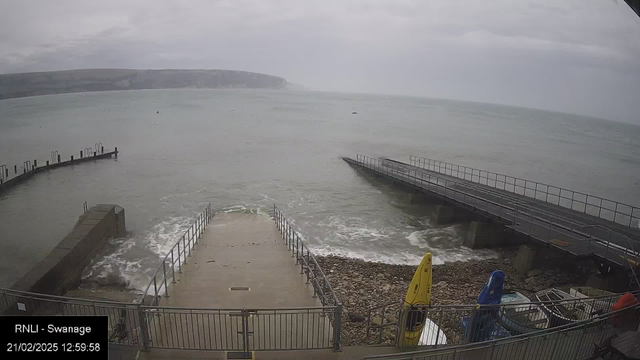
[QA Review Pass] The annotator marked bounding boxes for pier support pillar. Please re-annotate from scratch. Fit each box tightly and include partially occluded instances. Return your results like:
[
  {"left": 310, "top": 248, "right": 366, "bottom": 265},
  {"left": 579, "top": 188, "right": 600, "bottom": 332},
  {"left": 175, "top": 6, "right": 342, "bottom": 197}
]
[
  {"left": 513, "top": 245, "right": 537, "bottom": 274},
  {"left": 431, "top": 205, "right": 455, "bottom": 224},
  {"left": 465, "top": 221, "right": 505, "bottom": 249}
]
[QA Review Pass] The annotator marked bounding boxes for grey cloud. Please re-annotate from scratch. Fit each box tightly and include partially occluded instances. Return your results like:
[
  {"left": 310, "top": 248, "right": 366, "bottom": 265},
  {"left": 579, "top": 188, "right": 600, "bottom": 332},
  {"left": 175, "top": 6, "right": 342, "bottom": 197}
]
[{"left": 0, "top": 0, "right": 639, "bottom": 123}]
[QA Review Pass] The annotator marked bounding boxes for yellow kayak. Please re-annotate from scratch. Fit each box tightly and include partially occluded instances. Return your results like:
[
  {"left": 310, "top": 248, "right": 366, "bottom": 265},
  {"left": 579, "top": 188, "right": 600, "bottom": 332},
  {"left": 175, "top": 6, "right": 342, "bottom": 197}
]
[{"left": 402, "top": 252, "right": 433, "bottom": 347}]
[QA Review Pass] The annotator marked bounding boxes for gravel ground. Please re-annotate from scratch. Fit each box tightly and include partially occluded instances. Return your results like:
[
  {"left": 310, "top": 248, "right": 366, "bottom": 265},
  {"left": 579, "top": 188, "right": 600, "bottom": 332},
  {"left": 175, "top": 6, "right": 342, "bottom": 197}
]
[{"left": 316, "top": 247, "right": 590, "bottom": 346}]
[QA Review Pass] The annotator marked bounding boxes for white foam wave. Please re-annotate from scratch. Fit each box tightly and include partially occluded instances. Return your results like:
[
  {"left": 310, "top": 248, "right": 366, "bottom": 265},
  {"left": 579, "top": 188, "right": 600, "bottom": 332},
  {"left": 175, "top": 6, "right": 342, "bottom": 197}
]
[{"left": 83, "top": 215, "right": 194, "bottom": 292}]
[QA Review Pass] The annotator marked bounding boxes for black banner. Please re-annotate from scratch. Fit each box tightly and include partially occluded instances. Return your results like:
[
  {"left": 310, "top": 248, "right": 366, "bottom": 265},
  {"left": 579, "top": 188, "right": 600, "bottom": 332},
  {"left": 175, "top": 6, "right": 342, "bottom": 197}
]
[{"left": 1, "top": 316, "right": 108, "bottom": 359}]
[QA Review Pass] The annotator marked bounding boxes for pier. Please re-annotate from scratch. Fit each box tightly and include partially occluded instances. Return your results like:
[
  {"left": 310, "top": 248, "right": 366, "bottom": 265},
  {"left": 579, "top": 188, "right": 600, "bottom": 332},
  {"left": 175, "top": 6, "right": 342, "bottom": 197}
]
[
  {"left": 0, "top": 144, "right": 118, "bottom": 194},
  {"left": 342, "top": 155, "right": 640, "bottom": 281}
]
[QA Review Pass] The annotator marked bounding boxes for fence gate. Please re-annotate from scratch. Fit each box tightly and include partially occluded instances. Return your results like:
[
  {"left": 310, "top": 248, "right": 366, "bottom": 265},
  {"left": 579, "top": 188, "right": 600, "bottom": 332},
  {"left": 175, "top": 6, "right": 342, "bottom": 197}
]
[{"left": 143, "top": 307, "right": 335, "bottom": 355}]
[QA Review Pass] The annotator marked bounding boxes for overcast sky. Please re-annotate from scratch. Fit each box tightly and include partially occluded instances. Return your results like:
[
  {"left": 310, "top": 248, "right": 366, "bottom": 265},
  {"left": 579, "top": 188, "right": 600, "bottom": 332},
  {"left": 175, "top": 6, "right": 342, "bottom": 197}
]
[{"left": 1, "top": 0, "right": 639, "bottom": 124}]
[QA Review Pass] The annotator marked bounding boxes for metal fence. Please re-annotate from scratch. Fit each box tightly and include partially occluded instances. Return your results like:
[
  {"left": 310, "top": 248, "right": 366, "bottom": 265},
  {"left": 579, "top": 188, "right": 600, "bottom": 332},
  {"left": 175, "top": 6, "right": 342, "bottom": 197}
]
[
  {"left": 272, "top": 204, "right": 343, "bottom": 350},
  {"left": 141, "top": 204, "right": 213, "bottom": 306},
  {"left": 142, "top": 306, "right": 336, "bottom": 351},
  {"left": 353, "top": 155, "right": 639, "bottom": 270},
  {"left": 409, "top": 155, "right": 640, "bottom": 229},
  {"left": 0, "top": 287, "right": 144, "bottom": 346},
  {"left": 363, "top": 302, "right": 640, "bottom": 360},
  {"left": 367, "top": 291, "right": 638, "bottom": 348}
]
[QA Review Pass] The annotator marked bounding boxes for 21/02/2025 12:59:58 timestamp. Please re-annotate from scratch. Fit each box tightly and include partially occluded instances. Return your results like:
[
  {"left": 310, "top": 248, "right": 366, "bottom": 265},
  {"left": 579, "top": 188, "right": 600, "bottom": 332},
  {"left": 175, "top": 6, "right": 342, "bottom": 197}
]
[{"left": 6, "top": 342, "right": 101, "bottom": 352}]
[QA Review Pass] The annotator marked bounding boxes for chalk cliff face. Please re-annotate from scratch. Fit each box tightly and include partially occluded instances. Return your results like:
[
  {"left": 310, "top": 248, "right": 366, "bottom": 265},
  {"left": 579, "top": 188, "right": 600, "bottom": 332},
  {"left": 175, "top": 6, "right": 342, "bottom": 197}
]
[{"left": 0, "top": 69, "right": 290, "bottom": 100}]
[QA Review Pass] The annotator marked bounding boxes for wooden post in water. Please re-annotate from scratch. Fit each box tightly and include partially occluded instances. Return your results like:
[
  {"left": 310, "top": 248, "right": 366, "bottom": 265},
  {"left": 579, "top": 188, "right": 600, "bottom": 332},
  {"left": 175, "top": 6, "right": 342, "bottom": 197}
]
[
  {"left": 71, "top": 155, "right": 74, "bottom": 161},
  {"left": 80, "top": 150, "right": 83, "bottom": 158}
]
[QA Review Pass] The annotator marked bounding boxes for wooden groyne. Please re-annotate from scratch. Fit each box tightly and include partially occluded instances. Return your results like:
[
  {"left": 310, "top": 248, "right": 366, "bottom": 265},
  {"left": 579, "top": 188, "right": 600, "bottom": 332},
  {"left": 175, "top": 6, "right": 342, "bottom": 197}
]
[{"left": 0, "top": 144, "right": 118, "bottom": 194}]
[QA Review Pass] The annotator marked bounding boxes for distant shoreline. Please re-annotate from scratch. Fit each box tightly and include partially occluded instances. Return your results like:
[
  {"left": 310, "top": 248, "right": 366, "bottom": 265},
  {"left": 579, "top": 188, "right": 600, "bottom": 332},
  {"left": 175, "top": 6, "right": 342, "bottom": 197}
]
[{"left": 0, "top": 68, "right": 298, "bottom": 100}]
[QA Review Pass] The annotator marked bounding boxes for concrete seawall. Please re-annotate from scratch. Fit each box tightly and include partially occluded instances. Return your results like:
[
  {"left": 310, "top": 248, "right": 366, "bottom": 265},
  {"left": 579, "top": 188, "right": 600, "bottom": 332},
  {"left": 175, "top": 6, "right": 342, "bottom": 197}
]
[{"left": 10, "top": 204, "right": 126, "bottom": 297}]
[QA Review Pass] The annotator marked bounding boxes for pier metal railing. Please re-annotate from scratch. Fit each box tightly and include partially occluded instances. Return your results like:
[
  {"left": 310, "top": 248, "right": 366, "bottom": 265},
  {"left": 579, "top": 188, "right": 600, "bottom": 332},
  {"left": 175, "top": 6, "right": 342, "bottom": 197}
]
[
  {"left": 366, "top": 291, "right": 640, "bottom": 348},
  {"left": 363, "top": 302, "right": 640, "bottom": 360},
  {"left": 141, "top": 204, "right": 213, "bottom": 306},
  {"left": 408, "top": 155, "right": 640, "bottom": 229},
  {"left": 353, "top": 155, "right": 639, "bottom": 269},
  {"left": 0, "top": 287, "right": 145, "bottom": 346},
  {"left": 272, "top": 204, "right": 343, "bottom": 350}
]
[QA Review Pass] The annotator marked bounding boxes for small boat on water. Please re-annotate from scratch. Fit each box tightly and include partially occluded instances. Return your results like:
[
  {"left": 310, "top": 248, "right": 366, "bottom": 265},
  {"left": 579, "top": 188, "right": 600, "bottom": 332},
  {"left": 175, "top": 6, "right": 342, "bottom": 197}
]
[{"left": 498, "top": 290, "right": 549, "bottom": 334}]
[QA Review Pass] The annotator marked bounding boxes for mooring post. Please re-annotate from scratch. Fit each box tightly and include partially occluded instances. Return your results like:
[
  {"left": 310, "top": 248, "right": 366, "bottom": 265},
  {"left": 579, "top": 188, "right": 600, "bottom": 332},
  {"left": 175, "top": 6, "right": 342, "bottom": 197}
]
[
  {"left": 80, "top": 150, "right": 83, "bottom": 158},
  {"left": 57, "top": 154, "right": 61, "bottom": 163},
  {"left": 14, "top": 165, "right": 17, "bottom": 174},
  {"left": 94, "top": 151, "right": 96, "bottom": 157},
  {"left": 33, "top": 160, "right": 37, "bottom": 168},
  {"left": 71, "top": 155, "right": 74, "bottom": 161},
  {"left": 115, "top": 147, "right": 118, "bottom": 158},
  {"left": 101, "top": 146, "right": 104, "bottom": 154},
  {"left": 46, "top": 161, "right": 49, "bottom": 166}
]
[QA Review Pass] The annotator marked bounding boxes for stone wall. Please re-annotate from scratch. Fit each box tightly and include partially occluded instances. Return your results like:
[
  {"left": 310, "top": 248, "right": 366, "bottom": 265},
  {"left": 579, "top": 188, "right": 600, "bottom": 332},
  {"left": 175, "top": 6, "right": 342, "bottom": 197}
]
[{"left": 10, "top": 204, "right": 126, "bottom": 296}]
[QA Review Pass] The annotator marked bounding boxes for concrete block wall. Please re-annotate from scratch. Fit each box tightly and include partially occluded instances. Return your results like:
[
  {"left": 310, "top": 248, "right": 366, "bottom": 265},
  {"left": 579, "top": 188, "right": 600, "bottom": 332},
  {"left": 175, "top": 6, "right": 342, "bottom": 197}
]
[{"left": 10, "top": 204, "right": 126, "bottom": 297}]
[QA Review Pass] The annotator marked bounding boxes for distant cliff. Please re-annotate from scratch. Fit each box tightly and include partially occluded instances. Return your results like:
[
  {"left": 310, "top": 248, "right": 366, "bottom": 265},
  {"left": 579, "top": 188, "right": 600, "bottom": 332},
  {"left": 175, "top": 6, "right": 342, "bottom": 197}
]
[{"left": 0, "top": 69, "right": 292, "bottom": 100}]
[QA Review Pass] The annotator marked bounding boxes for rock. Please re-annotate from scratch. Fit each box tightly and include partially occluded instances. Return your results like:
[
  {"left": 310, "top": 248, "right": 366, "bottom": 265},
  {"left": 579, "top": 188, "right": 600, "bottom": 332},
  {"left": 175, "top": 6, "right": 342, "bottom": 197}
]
[
  {"left": 352, "top": 111, "right": 358, "bottom": 114},
  {"left": 348, "top": 314, "right": 366, "bottom": 322},
  {"left": 385, "top": 314, "right": 398, "bottom": 323},
  {"left": 435, "top": 281, "right": 448, "bottom": 287},
  {"left": 370, "top": 316, "right": 382, "bottom": 326},
  {"left": 525, "top": 276, "right": 536, "bottom": 285},
  {"left": 544, "top": 270, "right": 555, "bottom": 276},
  {"left": 377, "top": 273, "right": 385, "bottom": 279},
  {"left": 527, "top": 269, "right": 542, "bottom": 277},
  {"left": 382, "top": 284, "right": 391, "bottom": 291}
]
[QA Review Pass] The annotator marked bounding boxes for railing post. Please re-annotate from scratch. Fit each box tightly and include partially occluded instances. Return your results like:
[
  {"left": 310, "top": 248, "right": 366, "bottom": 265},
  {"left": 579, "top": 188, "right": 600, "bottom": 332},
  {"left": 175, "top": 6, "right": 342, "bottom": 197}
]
[
  {"left": 177, "top": 242, "right": 182, "bottom": 273},
  {"left": 153, "top": 276, "right": 158, "bottom": 305},
  {"left": 333, "top": 304, "right": 342, "bottom": 351},
  {"left": 171, "top": 250, "right": 176, "bottom": 283},
  {"left": 182, "top": 236, "right": 187, "bottom": 264},
  {"left": 163, "top": 261, "right": 169, "bottom": 297},
  {"left": 137, "top": 305, "right": 150, "bottom": 350}
]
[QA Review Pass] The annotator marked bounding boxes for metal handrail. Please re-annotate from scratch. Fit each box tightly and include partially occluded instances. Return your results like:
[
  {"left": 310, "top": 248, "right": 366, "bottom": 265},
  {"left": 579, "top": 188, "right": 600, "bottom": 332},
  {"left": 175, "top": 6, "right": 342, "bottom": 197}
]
[
  {"left": 354, "top": 155, "right": 639, "bottom": 268},
  {"left": 365, "top": 290, "right": 640, "bottom": 346},
  {"left": 140, "top": 204, "right": 213, "bottom": 305},
  {"left": 364, "top": 302, "right": 640, "bottom": 360},
  {"left": 272, "top": 204, "right": 343, "bottom": 350},
  {"left": 409, "top": 155, "right": 640, "bottom": 229},
  {"left": 272, "top": 205, "right": 340, "bottom": 307}
]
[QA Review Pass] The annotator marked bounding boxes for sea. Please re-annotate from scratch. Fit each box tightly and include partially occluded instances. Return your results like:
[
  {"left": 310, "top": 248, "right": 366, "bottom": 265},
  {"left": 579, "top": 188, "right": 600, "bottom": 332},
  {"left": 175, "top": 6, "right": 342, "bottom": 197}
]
[{"left": 1, "top": 89, "right": 639, "bottom": 290}]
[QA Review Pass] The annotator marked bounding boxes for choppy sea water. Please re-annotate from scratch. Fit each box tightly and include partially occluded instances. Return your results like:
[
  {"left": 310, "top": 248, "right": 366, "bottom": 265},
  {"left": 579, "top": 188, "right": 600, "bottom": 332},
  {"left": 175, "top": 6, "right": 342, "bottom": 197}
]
[{"left": 1, "top": 89, "right": 639, "bottom": 290}]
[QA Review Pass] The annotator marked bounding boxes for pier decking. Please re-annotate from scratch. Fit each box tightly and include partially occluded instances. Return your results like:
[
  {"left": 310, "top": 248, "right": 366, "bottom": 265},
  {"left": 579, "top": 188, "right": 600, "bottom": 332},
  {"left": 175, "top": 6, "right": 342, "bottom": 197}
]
[{"left": 343, "top": 155, "right": 640, "bottom": 272}]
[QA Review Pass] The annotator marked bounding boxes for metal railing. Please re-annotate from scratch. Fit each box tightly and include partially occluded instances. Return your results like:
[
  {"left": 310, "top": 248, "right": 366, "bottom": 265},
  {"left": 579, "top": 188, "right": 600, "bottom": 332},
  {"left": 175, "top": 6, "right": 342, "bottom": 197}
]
[
  {"left": 364, "top": 302, "right": 640, "bottom": 360},
  {"left": 141, "top": 204, "right": 213, "bottom": 306},
  {"left": 409, "top": 155, "right": 640, "bottom": 229},
  {"left": 367, "top": 291, "right": 637, "bottom": 348},
  {"left": 0, "top": 287, "right": 144, "bottom": 346},
  {"left": 353, "top": 155, "right": 639, "bottom": 268},
  {"left": 142, "top": 305, "right": 336, "bottom": 351},
  {"left": 0, "top": 144, "right": 114, "bottom": 186},
  {"left": 272, "top": 204, "right": 343, "bottom": 350}
]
